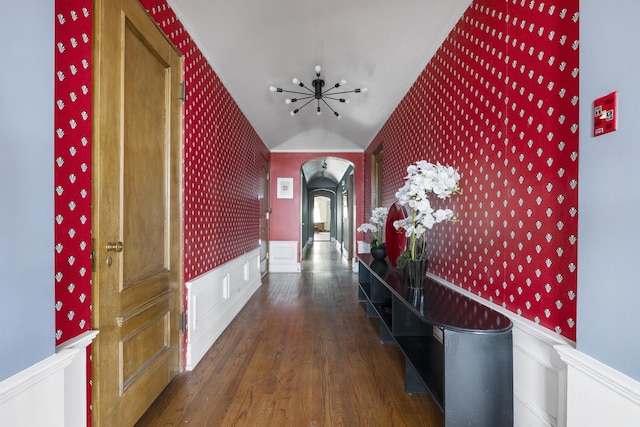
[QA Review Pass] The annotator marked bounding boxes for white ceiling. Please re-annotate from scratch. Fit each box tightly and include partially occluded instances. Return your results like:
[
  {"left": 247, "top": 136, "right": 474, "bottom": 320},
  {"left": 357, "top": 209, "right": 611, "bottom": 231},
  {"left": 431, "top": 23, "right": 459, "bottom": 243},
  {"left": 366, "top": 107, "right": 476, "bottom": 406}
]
[{"left": 166, "top": 0, "right": 471, "bottom": 153}]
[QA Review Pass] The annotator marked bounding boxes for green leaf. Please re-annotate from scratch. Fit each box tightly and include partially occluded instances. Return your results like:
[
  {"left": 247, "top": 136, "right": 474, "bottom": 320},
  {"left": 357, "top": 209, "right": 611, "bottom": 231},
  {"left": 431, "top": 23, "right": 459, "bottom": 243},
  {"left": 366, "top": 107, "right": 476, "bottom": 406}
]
[{"left": 396, "top": 251, "right": 411, "bottom": 269}]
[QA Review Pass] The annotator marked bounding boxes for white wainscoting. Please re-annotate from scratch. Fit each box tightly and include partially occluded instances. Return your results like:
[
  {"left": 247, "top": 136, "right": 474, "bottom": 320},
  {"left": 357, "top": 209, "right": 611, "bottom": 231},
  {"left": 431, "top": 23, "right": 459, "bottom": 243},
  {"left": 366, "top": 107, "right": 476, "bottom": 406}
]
[
  {"left": 0, "top": 331, "right": 96, "bottom": 426},
  {"left": 57, "top": 330, "right": 99, "bottom": 427},
  {"left": 269, "top": 241, "right": 300, "bottom": 272},
  {"left": 427, "top": 273, "right": 572, "bottom": 427},
  {"left": 556, "top": 346, "right": 640, "bottom": 427},
  {"left": 510, "top": 315, "right": 569, "bottom": 427},
  {"left": 185, "top": 248, "right": 262, "bottom": 370},
  {"left": 0, "top": 353, "right": 71, "bottom": 426},
  {"left": 0, "top": 330, "right": 97, "bottom": 427}
]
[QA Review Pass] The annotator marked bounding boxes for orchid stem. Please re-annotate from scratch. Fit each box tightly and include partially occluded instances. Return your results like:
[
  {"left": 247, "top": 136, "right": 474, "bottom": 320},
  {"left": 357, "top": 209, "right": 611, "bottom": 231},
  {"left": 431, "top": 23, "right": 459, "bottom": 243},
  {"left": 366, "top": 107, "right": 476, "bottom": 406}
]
[{"left": 410, "top": 211, "right": 417, "bottom": 259}]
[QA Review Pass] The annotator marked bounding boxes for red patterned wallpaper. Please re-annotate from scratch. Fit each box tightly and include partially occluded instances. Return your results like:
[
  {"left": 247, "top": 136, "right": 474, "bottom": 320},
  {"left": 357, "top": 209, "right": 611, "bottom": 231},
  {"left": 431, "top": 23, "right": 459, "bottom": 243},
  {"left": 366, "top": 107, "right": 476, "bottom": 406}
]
[
  {"left": 54, "top": 0, "right": 92, "bottom": 349},
  {"left": 140, "top": 0, "right": 270, "bottom": 284},
  {"left": 54, "top": 1, "right": 93, "bottom": 424},
  {"left": 365, "top": 0, "right": 579, "bottom": 341}
]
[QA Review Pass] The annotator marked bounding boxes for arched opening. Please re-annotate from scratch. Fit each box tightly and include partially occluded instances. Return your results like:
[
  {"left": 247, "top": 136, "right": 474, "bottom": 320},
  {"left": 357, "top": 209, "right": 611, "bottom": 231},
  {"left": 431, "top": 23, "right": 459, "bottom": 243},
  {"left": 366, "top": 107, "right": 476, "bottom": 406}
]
[
  {"left": 312, "top": 193, "right": 332, "bottom": 241},
  {"left": 300, "top": 157, "right": 355, "bottom": 266}
]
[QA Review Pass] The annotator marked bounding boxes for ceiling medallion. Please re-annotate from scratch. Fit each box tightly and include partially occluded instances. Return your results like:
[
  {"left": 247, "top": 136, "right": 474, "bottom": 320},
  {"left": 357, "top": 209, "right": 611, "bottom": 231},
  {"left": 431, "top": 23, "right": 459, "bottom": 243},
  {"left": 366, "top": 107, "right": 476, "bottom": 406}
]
[{"left": 269, "top": 65, "right": 367, "bottom": 119}]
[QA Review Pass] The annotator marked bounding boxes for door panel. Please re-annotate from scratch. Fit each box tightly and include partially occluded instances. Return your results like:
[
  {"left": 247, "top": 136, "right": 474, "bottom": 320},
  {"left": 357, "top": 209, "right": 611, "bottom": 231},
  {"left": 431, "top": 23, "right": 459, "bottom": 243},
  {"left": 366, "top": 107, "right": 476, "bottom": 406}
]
[
  {"left": 123, "top": 22, "right": 169, "bottom": 285},
  {"left": 93, "top": 0, "right": 183, "bottom": 425}
]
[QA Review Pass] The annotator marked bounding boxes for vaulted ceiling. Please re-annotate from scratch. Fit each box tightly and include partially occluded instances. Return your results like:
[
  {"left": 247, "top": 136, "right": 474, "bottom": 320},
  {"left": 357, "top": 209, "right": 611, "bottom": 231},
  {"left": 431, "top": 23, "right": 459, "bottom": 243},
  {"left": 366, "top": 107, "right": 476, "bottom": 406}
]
[{"left": 166, "top": 0, "right": 472, "bottom": 154}]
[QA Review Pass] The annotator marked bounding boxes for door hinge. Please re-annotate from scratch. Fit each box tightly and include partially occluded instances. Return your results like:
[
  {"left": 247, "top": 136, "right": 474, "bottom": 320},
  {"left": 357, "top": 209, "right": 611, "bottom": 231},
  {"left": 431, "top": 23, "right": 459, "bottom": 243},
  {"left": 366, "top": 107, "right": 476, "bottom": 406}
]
[
  {"left": 178, "top": 82, "right": 185, "bottom": 101},
  {"left": 180, "top": 312, "right": 187, "bottom": 332},
  {"left": 266, "top": 252, "right": 269, "bottom": 260},
  {"left": 266, "top": 172, "right": 270, "bottom": 180}
]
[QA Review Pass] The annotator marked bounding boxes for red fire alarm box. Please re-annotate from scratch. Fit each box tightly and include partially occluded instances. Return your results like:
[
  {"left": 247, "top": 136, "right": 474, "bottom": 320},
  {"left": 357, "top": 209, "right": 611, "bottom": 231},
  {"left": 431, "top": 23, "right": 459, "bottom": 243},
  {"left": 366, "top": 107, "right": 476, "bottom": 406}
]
[{"left": 594, "top": 91, "right": 618, "bottom": 137}]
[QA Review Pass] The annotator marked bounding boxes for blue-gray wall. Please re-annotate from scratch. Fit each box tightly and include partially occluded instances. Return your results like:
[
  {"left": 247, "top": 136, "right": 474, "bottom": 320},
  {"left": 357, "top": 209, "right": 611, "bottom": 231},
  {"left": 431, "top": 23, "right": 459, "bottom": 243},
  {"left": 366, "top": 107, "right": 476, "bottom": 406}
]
[
  {"left": 578, "top": 1, "right": 640, "bottom": 381},
  {"left": 0, "top": 0, "right": 55, "bottom": 381}
]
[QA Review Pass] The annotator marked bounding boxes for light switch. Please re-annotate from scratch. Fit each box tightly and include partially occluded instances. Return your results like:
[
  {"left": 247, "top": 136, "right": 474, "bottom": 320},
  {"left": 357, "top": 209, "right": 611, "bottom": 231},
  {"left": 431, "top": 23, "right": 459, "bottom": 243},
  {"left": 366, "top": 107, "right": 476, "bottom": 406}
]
[{"left": 594, "top": 91, "right": 618, "bottom": 136}]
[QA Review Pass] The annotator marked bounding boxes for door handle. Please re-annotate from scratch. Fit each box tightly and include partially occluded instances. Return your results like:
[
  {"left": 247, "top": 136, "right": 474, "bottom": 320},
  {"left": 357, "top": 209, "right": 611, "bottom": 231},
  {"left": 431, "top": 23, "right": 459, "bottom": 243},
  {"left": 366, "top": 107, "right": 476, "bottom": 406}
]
[{"left": 106, "top": 241, "right": 124, "bottom": 252}]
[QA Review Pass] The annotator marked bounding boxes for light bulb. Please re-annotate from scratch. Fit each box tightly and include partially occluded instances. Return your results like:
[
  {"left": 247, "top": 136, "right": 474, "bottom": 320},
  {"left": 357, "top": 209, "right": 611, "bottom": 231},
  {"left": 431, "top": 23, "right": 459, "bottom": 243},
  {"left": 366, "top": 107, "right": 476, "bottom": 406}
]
[
  {"left": 345, "top": 99, "right": 350, "bottom": 104},
  {"left": 361, "top": 87, "right": 368, "bottom": 93},
  {"left": 290, "top": 110, "right": 297, "bottom": 116},
  {"left": 292, "top": 77, "right": 300, "bottom": 85},
  {"left": 340, "top": 79, "right": 347, "bottom": 86},
  {"left": 335, "top": 112, "right": 341, "bottom": 119},
  {"left": 315, "top": 65, "right": 322, "bottom": 74},
  {"left": 285, "top": 99, "right": 291, "bottom": 104},
  {"left": 269, "top": 85, "right": 277, "bottom": 92}
]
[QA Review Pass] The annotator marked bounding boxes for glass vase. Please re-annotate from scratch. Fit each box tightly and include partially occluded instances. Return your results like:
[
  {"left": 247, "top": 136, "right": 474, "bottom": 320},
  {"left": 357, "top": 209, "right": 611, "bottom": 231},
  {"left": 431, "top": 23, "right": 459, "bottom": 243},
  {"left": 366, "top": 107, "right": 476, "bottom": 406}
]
[{"left": 405, "top": 258, "right": 428, "bottom": 289}]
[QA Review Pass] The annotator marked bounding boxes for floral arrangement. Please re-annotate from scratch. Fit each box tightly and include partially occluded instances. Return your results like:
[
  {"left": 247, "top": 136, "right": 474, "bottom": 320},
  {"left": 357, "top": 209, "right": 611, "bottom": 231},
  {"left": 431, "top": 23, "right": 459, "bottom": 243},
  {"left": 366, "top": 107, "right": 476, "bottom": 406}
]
[
  {"left": 393, "top": 161, "right": 461, "bottom": 267},
  {"left": 357, "top": 206, "right": 389, "bottom": 248}
]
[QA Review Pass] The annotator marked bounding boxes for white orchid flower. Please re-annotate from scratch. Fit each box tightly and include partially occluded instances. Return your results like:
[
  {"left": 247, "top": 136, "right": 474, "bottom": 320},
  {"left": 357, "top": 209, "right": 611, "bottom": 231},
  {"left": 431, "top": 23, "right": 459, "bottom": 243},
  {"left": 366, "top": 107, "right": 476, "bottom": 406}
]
[{"left": 392, "top": 160, "right": 461, "bottom": 260}]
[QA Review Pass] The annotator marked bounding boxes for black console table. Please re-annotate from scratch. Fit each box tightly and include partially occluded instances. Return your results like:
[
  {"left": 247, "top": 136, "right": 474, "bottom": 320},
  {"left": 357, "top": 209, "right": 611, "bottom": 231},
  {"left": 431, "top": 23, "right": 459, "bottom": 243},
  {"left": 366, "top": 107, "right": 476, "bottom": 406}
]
[{"left": 357, "top": 255, "right": 513, "bottom": 427}]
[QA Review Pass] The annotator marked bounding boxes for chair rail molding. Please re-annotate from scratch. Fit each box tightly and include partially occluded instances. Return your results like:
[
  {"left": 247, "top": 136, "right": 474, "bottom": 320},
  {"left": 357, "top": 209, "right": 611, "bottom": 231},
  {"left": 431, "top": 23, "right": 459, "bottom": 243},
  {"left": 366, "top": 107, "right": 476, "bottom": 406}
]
[
  {"left": 556, "top": 345, "right": 640, "bottom": 427},
  {"left": 0, "top": 329, "right": 98, "bottom": 426}
]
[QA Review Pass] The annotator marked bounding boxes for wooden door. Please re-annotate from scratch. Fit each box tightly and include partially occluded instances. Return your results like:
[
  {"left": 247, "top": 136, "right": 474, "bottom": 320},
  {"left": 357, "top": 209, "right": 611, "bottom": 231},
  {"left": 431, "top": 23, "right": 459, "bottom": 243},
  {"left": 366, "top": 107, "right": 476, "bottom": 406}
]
[
  {"left": 259, "top": 155, "right": 270, "bottom": 277},
  {"left": 92, "top": 0, "right": 183, "bottom": 425}
]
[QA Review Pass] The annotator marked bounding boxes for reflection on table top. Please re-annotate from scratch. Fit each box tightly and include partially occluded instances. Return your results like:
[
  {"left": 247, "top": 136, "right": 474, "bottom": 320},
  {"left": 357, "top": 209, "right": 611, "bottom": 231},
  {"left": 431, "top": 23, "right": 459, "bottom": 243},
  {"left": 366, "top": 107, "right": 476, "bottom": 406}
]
[{"left": 358, "top": 254, "right": 512, "bottom": 333}]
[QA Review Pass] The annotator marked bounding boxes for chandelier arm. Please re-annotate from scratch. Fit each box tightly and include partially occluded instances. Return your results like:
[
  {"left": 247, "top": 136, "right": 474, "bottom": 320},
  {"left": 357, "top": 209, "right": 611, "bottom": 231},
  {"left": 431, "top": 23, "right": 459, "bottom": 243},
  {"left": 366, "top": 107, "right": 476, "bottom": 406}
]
[
  {"left": 323, "top": 89, "right": 362, "bottom": 96},
  {"left": 296, "top": 98, "right": 315, "bottom": 112},
  {"left": 322, "top": 84, "right": 344, "bottom": 94},
  {"left": 322, "top": 95, "right": 347, "bottom": 102},
  {"left": 320, "top": 98, "right": 340, "bottom": 116},
  {"left": 278, "top": 88, "right": 314, "bottom": 96},
  {"left": 297, "top": 83, "right": 315, "bottom": 94},
  {"left": 289, "top": 95, "right": 315, "bottom": 102}
]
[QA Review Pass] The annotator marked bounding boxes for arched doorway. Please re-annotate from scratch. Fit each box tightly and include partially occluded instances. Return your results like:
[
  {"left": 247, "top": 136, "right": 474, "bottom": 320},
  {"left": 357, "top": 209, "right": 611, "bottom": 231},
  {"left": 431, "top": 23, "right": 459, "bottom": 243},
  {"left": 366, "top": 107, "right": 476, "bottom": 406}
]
[
  {"left": 312, "top": 193, "right": 333, "bottom": 241},
  {"left": 300, "top": 157, "right": 355, "bottom": 264}
]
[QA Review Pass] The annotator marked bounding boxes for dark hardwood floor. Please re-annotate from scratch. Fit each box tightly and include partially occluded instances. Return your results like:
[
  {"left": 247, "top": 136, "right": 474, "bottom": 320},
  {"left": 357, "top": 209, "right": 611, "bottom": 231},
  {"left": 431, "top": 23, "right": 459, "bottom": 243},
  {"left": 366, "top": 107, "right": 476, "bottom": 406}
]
[{"left": 136, "top": 240, "right": 443, "bottom": 426}]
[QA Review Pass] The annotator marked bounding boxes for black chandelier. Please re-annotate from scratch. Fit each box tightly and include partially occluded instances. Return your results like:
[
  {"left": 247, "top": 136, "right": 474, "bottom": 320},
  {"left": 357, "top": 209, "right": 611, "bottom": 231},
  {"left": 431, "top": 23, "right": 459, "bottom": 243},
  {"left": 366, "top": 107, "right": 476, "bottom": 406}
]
[{"left": 269, "top": 65, "right": 367, "bottom": 119}]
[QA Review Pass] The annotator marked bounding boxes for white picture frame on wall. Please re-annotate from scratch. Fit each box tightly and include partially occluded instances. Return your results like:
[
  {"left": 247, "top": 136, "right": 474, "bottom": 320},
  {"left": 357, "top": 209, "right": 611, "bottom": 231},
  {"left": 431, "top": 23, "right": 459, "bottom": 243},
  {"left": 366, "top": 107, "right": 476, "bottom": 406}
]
[{"left": 277, "top": 177, "right": 294, "bottom": 199}]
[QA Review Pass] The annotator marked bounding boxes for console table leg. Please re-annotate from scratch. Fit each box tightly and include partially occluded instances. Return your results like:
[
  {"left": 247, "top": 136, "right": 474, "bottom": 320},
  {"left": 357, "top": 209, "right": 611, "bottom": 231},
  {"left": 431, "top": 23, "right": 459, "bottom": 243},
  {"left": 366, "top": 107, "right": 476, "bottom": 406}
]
[
  {"left": 357, "top": 286, "right": 367, "bottom": 302},
  {"left": 379, "top": 322, "right": 394, "bottom": 344},
  {"left": 405, "top": 360, "right": 427, "bottom": 394}
]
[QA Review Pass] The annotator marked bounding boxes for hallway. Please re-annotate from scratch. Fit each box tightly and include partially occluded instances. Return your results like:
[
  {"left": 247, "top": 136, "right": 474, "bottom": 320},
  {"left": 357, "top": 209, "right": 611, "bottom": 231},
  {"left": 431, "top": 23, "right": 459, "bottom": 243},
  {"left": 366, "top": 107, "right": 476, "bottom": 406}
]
[{"left": 136, "top": 242, "right": 443, "bottom": 426}]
